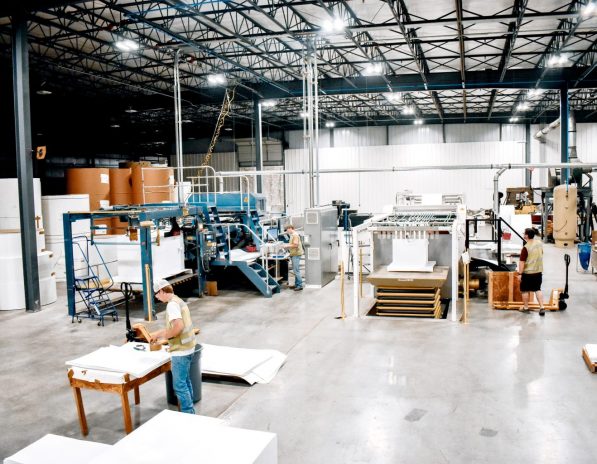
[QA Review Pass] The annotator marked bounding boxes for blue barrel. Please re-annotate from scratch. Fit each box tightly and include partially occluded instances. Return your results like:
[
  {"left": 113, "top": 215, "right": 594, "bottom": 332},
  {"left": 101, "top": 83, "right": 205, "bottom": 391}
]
[{"left": 578, "top": 242, "right": 592, "bottom": 271}]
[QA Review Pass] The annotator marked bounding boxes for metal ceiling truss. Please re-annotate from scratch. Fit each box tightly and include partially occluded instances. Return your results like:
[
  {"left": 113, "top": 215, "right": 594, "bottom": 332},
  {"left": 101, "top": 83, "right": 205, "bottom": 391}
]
[{"left": 1, "top": 0, "right": 597, "bottom": 130}]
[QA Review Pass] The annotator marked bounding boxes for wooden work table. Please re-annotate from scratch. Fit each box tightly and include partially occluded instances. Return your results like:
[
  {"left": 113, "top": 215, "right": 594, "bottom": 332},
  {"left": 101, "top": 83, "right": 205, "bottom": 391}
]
[{"left": 66, "top": 343, "right": 171, "bottom": 436}]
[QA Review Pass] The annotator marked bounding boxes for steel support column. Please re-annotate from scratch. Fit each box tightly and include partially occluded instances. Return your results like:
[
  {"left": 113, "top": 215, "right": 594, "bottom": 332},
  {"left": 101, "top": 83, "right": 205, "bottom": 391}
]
[
  {"left": 12, "top": 12, "right": 41, "bottom": 312},
  {"left": 254, "top": 97, "right": 263, "bottom": 194},
  {"left": 525, "top": 123, "right": 531, "bottom": 187},
  {"left": 560, "top": 85, "right": 569, "bottom": 183}
]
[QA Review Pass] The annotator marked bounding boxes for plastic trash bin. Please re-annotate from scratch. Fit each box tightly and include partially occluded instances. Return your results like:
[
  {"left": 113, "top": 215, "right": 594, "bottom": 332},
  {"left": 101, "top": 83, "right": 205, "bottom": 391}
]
[
  {"left": 165, "top": 344, "right": 202, "bottom": 405},
  {"left": 578, "top": 242, "right": 592, "bottom": 271}
]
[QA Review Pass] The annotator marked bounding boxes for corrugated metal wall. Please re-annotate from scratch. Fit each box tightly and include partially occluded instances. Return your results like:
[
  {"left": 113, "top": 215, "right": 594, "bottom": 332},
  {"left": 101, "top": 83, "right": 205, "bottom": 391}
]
[
  {"left": 284, "top": 141, "right": 525, "bottom": 213},
  {"left": 286, "top": 123, "right": 529, "bottom": 149}
]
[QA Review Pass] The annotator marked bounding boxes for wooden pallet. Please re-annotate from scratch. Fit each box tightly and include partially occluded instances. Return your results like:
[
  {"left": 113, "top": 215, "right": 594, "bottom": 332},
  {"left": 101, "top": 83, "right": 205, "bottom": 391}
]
[
  {"left": 488, "top": 271, "right": 562, "bottom": 311},
  {"left": 374, "top": 287, "right": 442, "bottom": 318}
]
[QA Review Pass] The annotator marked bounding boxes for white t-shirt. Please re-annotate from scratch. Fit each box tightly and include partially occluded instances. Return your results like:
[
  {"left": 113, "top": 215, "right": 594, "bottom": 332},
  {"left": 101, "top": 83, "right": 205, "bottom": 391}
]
[{"left": 166, "top": 300, "right": 195, "bottom": 357}]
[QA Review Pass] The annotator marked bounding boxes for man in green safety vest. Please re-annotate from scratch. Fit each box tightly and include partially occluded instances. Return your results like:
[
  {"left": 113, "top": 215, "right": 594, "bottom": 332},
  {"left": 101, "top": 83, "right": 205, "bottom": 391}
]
[
  {"left": 517, "top": 228, "right": 545, "bottom": 316},
  {"left": 150, "top": 279, "right": 197, "bottom": 413}
]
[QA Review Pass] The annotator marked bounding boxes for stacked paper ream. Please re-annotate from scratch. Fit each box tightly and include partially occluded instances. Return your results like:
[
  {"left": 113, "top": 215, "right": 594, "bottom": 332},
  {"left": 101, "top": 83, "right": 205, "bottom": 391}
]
[
  {"left": 0, "top": 232, "right": 57, "bottom": 310},
  {"left": 0, "top": 178, "right": 44, "bottom": 230}
]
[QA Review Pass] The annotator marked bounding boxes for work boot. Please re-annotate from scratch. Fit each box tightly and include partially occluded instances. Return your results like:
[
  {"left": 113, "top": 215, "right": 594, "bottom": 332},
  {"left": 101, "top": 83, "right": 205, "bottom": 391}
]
[
  {"left": 539, "top": 307, "right": 545, "bottom": 316},
  {"left": 518, "top": 307, "right": 530, "bottom": 313}
]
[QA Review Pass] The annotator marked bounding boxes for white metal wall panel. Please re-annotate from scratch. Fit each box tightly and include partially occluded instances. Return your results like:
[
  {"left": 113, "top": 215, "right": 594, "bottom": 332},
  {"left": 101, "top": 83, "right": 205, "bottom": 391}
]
[
  {"left": 501, "top": 124, "right": 526, "bottom": 142},
  {"left": 332, "top": 126, "right": 387, "bottom": 147},
  {"left": 445, "top": 123, "right": 499, "bottom": 143},
  {"left": 285, "top": 129, "right": 331, "bottom": 149},
  {"left": 285, "top": 141, "right": 524, "bottom": 213},
  {"left": 388, "top": 125, "right": 443, "bottom": 145}
]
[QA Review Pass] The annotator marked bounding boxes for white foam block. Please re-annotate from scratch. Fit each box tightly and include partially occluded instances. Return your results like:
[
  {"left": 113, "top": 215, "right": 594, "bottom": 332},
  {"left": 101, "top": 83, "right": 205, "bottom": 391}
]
[
  {"left": 88, "top": 410, "right": 277, "bottom": 464},
  {"left": 4, "top": 434, "right": 110, "bottom": 464}
]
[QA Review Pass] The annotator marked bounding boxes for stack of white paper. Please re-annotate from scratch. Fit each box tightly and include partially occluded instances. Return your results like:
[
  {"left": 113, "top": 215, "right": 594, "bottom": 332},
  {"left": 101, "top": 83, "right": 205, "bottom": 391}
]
[
  {"left": 4, "top": 434, "right": 110, "bottom": 464},
  {"left": 202, "top": 344, "right": 286, "bottom": 385}
]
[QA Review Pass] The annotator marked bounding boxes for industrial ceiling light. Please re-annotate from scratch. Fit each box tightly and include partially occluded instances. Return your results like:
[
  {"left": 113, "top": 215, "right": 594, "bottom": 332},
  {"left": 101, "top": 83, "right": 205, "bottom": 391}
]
[
  {"left": 124, "top": 106, "right": 138, "bottom": 113},
  {"left": 36, "top": 89, "right": 52, "bottom": 95},
  {"left": 207, "top": 73, "right": 227, "bottom": 86},
  {"left": 321, "top": 17, "right": 346, "bottom": 34},
  {"left": 582, "top": 2, "right": 596, "bottom": 18},
  {"left": 363, "top": 62, "right": 384, "bottom": 76},
  {"left": 509, "top": 117, "right": 519, "bottom": 122},
  {"left": 261, "top": 99, "right": 277, "bottom": 108},
  {"left": 402, "top": 106, "right": 414, "bottom": 115},
  {"left": 516, "top": 103, "right": 529, "bottom": 112},
  {"left": 547, "top": 53, "right": 570, "bottom": 68},
  {"left": 384, "top": 92, "right": 403, "bottom": 104},
  {"left": 110, "top": 124, "right": 120, "bottom": 128},
  {"left": 414, "top": 119, "right": 423, "bottom": 125},
  {"left": 182, "top": 119, "right": 193, "bottom": 123},
  {"left": 224, "top": 127, "right": 232, "bottom": 131},
  {"left": 325, "top": 121, "right": 336, "bottom": 128},
  {"left": 114, "top": 39, "right": 139, "bottom": 52},
  {"left": 527, "top": 89, "right": 544, "bottom": 98}
]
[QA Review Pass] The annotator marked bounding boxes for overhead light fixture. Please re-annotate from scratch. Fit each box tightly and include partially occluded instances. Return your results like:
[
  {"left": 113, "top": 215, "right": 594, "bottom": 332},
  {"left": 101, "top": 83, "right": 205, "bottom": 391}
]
[
  {"left": 261, "top": 99, "right": 277, "bottom": 108},
  {"left": 384, "top": 92, "right": 403, "bottom": 104},
  {"left": 110, "top": 124, "right": 120, "bottom": 128},
  {"left": 182, "top": 119, "right": 193, "bottom": 123},
  {"left": 363, "top": 62, "right": 384, "bottom": 76},
  {"left": 414, "top": 119, "right": 423, "bottom": 125},
  {"left": 516, "top": 103, "right": 529, "bottom": 112},
  {"left": 547, "top": 53, "right": 570, "bottom": 68},
  {"left": 224, "top": 127, "right": 232, "bottom": 131},
  {"left": 402, "top": 106, "right": 415, "bottom": 115},
  {"left": 325, "top": 121, "right": 336, "bottom": 128},
  {"left": 321, "top": 17, "right": 346, "bottom": 34},
  {"left": 582, "top": 2, "right": 596, "bottom": 18},
  {"left": 527, "top": 89, "right": 544, "bottom": 98},
  {"left": 300, "top": 111, "right": 309, "bottom": 119},
  {"left": 509, "top": 117, "right": 519, "bottom": 122},
  {"left": 125, "top": 107, "right": 138, "bottom": 113},
  {"left": 36, "top": 89, "right": 52, "bottom": 96},
  {"left": 207, "top": 73, "right": 227, "bottom": 86},
  {"left": 114, "top": 39, "right": 139, "bottom": 52}
]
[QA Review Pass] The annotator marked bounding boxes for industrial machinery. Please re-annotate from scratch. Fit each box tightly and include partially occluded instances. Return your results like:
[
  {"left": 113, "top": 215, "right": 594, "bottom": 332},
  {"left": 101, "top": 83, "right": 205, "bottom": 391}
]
[{"left": 303, "top": 206, "right": 338, "bottom": 288}]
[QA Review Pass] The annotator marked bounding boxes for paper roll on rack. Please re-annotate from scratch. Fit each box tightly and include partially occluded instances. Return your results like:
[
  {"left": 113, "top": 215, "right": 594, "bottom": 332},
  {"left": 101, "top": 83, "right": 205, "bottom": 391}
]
[{"left": 131, "top": 166, "right": 173, "bottom": 204}]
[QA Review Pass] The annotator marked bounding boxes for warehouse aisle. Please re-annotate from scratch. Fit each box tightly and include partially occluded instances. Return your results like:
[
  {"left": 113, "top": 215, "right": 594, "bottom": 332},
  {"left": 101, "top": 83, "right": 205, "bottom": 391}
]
[{"left": 1, "top": 244, "right": 597, "bottom": 463}]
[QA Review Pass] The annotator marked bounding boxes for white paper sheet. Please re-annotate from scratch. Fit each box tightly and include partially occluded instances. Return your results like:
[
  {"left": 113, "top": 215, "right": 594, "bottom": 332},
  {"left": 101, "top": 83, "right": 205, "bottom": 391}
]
[
  {"left": 65, "top": 344, "right": 170, "bottom": 378},
  {"left": 585, "top": 344, "right": 597, "bottom": 362},
  {"left": 202, "top": 344, "right": 286, "bottom": 385}
]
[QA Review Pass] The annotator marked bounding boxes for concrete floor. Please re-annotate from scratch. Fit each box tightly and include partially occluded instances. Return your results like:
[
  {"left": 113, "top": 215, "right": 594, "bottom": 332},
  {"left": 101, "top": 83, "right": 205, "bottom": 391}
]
[{"left": 1, "top": 243, "right": 597, "bottom": 463}]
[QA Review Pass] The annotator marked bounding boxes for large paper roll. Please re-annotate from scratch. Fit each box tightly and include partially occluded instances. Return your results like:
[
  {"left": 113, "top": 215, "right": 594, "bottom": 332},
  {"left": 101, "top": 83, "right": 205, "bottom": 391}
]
[
  {"left": 66, "top": 168, "right": 110, "bottom": 210},
  {"left": 0, "top": 178, "right": 43, "bottom": 230},
  {"left": 41, "top": 194, "right": 90, "bottom": 238},
  {"left": 131, "top": 166, "right": 173, "bottom": 204}
]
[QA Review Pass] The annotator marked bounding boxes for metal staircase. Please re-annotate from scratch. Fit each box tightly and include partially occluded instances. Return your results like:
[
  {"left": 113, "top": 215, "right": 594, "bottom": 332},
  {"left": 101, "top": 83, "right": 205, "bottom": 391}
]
[
  {"left": 71, "top": 238, "right": 118, "bottom": 326},
  {"left": 234, "top": 260, "right": 281, "bottom": 297}
]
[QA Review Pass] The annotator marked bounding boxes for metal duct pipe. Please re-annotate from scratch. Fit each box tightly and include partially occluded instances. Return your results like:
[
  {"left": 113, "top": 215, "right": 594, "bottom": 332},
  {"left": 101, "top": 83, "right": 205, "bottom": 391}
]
[
  {"left": 217, "top": 162, "right": 597, "bottom": 177},
  {"left": 534, "top": 118, "right": 561, "bottom": 139},
  {"left": 493, "top": 168, "right": 507, "bottom": 215}
]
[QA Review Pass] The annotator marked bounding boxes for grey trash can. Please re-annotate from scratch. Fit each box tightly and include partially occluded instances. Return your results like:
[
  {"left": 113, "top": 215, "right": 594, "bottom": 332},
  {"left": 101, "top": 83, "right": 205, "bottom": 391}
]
[{"left": 165, "top": 344, "right": 202, "bottom": 405}]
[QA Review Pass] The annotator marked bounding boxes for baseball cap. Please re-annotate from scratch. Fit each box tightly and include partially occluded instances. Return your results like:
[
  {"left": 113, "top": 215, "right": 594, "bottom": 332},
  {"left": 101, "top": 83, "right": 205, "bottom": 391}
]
[{"left": 153, "top": 279, "right": 170, "bottom": 294}]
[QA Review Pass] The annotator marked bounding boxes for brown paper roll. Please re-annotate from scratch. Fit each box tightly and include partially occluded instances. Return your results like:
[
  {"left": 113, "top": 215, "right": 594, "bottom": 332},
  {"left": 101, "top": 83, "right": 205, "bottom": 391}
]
[
  {"left": 66, "top": 168, "right": 110, "bottom": 210},
  {"left": 131, "top": 166, "right": 173, "bottom": 204},
  {"left": 109, "top": 169, "right": 132, "bottom": 206},
  {"left": 110, "top": 216, "right": 128, "bottom": 235}
]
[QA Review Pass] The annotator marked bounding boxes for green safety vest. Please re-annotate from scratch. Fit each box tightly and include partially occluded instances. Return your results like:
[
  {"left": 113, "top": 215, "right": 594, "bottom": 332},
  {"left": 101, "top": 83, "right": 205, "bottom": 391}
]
[
  {"left": 166, "top": 295, "right": 195, "bottom": 352},
  {"left": 523, "top": 239, "right": 543, "bottom": 274}
]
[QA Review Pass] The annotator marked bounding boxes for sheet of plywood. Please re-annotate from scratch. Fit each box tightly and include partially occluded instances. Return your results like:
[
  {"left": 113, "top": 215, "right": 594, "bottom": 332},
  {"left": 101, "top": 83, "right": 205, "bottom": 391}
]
[{"left": 368, "top": 266, "right": 449, "bottom": 288}]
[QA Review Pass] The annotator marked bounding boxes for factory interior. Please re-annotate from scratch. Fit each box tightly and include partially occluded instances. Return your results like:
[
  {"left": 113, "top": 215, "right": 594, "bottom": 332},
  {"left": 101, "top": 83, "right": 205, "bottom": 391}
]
[{"left": 2, "top": 0, "right": 597, "bottom": 463}]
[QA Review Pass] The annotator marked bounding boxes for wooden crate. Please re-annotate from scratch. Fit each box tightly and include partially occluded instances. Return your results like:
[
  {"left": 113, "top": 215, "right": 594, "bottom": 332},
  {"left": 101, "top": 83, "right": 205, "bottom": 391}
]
[{"left": 488, "top": 271, "right": 561, "bottom": 311}]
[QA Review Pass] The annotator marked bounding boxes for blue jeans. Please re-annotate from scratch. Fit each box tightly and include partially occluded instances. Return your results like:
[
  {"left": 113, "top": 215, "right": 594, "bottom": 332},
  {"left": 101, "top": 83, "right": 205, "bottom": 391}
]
[
  {"left": 171, "top": 354, "right": 195, "bottom": 414},
  {"left": 291, "top": 255, "right": 303, "bottom": 289}
]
